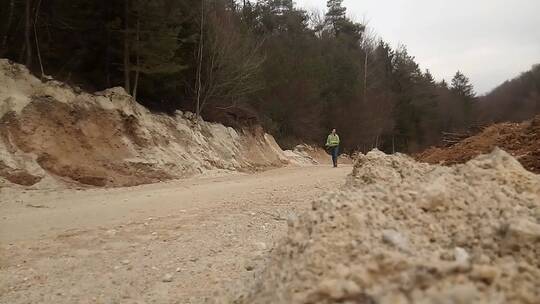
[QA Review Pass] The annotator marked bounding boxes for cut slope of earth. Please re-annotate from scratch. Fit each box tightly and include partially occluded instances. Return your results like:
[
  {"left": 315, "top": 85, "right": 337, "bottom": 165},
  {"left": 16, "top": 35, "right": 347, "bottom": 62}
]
[
  {"left": 0, "top": 59, "right": 293, "bottom": 188},
  {"left": 235, "top": 149, "right": 540, "bottom": 304},
  {"left": 416, "top": 116, "right": 540, "bottom": 174}
]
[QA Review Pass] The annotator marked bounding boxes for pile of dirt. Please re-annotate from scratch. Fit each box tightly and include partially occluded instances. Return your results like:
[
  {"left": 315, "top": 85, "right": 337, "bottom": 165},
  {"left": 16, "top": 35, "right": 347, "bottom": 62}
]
[
  {"left": 417, "top": 116, "right": 540, "bottom": 174},
  {"left": 235, "top": 149, "right": 540, "bottom": 303},
  {"left": 0, "top": 59, "right": 290, "bottom": 188}
]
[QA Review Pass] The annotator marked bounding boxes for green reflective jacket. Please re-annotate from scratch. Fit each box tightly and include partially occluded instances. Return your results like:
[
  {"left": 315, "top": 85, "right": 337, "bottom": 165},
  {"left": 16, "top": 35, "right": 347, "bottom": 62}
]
[{"left": 326, "top": 134, "right": 340, "bottom": 147}]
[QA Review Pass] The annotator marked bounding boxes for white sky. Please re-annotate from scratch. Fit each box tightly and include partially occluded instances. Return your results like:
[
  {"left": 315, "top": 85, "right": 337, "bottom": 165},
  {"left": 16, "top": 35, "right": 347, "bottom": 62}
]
[{"left": 295, "top": 0, "right": 540, "bottom": 94}]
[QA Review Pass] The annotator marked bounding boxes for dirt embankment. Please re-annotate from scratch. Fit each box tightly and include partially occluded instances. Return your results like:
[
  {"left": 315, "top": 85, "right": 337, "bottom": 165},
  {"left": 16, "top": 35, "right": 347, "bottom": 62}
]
[
  {"left": 0, "top": 59, "right": 291, "bottom": 188},
  {"left": 236, "top": 149, "right": 540, "bottom": 303},
  {"left": 416, "top": 116, "right": 540, "bottom": 173}
]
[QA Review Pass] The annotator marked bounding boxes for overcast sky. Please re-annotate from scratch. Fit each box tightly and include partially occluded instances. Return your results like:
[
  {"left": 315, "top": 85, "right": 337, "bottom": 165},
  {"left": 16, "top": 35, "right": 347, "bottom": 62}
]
[{"left": 295, "top": 0, "right": 540, "bottom": 94}]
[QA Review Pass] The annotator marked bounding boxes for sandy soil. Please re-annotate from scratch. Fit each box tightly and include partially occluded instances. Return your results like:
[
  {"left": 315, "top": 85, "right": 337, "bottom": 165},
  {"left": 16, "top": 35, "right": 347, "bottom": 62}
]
[
  {"left": 0, "top": 165, "right": 350, "bottom": 304},
  {"left": 240, "top": 150, "right": 540, "bottom": 304}
]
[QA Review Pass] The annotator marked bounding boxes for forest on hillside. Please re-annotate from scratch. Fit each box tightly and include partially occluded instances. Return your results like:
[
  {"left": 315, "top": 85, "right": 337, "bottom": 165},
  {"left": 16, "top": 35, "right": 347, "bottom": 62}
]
[{"left": 1, "top": 0, "right": 539, "bottom": 153}]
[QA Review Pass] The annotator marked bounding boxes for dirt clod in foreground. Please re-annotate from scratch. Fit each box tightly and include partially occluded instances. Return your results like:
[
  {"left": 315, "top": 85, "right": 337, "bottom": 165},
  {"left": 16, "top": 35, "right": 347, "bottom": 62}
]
[
  {"left": 417, "top": 115, "right": 540, "bottom": 174},
  {"left": 236, "top": 149, "right": 540, "bottom": 304}
]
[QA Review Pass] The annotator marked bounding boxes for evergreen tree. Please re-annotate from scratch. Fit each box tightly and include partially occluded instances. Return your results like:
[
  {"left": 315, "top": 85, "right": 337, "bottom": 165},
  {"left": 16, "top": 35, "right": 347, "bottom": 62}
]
[
  {"left": 424, "top": 69, "right": 435, "bottom": 84},
  {"left": 324, "top": 0, "right": 363, "bottom": 40},
  {"left": 325, "top": 0, "right": 346, "bottom": 25},
  {"left": 260, "top": 0, "right": 293, "bottom": 14},
  {"left": 451, "top": 71, "right": 476, "bottom": 127},
  {"left": 438, "top": 79, "right": 449, "bottom": 89},
  {"left": 451, "top": 71, "right": 475, "bottom": 99}
]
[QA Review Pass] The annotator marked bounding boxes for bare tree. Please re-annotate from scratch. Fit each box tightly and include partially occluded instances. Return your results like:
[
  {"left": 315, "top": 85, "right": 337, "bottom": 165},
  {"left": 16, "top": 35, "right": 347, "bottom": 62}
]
[
  {"left": 123, "top": 0, "right": 131, "bottom": 93},
  {"left": 132, "top": 17, "right": 140, "bottom": 100},
  {"left": 33, "top": 0, "right": 45, "bottom": 79},
  {"left": 359, "top": 23, "right": 377, "bottom": 103},
  {"left": 194, "top": 4, "right": 265, "bottom": 117},
  {"left": 307, "top": 8, "right": 326, "bottom": 37},
  {"left": 2, "top": 0, "right": 15, "bottom": 50},
  {"left": 198, "top": 20, "right": 264, "bottom": 115},
  {"left": 25, "top": 0, "right": 33, "bottom": 67},
  {"left": 195, "top": 0, "right": 205, "bottom": 117}
]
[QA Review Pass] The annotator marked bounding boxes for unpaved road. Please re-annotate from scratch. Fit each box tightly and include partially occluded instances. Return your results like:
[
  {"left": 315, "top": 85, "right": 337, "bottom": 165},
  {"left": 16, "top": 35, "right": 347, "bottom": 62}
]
[{"left": 0, "top": 165, "right": 350, "bottom": 304}]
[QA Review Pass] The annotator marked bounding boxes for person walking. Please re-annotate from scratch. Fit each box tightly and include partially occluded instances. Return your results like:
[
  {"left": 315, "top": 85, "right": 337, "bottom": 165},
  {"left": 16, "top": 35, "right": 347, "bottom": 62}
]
[{"left": 326, "top": 128, "right": 340, "bottom": 168}]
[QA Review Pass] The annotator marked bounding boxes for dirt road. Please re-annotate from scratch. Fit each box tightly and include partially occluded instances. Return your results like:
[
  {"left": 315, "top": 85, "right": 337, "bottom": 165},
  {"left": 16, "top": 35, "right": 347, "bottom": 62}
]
[{"left": 0, "top": 165, "right": 350, "bottom": 304}]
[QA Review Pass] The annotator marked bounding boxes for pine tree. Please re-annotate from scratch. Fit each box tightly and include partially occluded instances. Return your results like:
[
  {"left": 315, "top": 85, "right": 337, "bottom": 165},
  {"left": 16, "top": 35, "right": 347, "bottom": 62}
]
[
  {"left": 325, "top": 0, "right": 346, "bottom": 24},
  {"left": 260, "top": 0, "right": 293, "bottom": 14},
  {"left": 451, "top": 71, "right": 476, "bottom": 127},
  {"left": 451, "top": 71, "right": 475, "bottom": 99},
  {"left": 324, "top": 0, "right": 363, "bottom": 39},
  {"left": 424, "top": 69, "right": 435, "bottom": 84},
  {"left": 438, "top": 79, "right": 449, "bottom": 89}
]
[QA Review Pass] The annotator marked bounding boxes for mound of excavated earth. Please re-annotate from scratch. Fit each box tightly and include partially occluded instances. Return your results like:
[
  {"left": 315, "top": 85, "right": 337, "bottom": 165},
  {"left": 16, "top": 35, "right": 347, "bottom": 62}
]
[
  {"left": 417, "top": 116, "right": 540, "bottom": 174},
  {"left": 235, "top": 149, "right": 540, "bottom": 304},
  {"left": 0, "top": 60, "right": 293, "bottom": 188}
]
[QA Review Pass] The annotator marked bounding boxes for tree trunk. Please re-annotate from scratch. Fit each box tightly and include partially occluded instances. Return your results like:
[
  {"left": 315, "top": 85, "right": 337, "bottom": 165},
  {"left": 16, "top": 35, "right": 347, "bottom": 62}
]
[
  {"left": 1, "top": 0, "right": 15, "bottom": 50},
  {"left": 105, "top": 4, "right": 112, "bottom": 87},
  {"left": 363, "top": 51, "right": 368, "bottom": 103},
  {"left": 123, "top": 0, "right": 131, "bottom": 93},
  {"left": 34, "top": 0, "right": 45, "bottom": 79},
  {"left": 195, "top": 0, "right": 205, "bottom": 117},
  {"left": 25, "top": 0, "right": 33, "bottom": 68},
  {"left": 132, "top": 18, "right": 140, "bottom": 100}
]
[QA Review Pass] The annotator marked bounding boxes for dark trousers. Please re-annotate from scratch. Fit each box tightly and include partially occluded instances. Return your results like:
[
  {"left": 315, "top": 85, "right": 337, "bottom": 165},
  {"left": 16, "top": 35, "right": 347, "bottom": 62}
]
[{"left": 330, "top": 146, "right": 339, "bottom": 167}]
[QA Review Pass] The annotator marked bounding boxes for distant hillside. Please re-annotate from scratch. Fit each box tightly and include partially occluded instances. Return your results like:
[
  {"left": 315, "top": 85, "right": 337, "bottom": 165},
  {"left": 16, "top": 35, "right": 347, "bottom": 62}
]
[{"left": 478, "top": 64, "right": 540, "bottom": 123}]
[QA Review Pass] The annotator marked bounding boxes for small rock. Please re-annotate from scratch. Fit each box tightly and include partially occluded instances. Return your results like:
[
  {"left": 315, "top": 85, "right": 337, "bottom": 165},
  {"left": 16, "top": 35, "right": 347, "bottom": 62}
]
[
  {"left": 176, "top": 267, "right": 181, "bottom": 273},
  {"left": 382, "top": 230, "right": 409, "bottom": 251},
  {"left": 245, "top": 264, "right": 255, "bottom": 271},
  {"left": 470, "top": 265, "right": 499, "bottom": 284},
  {"left": 448, "top": 284, "right": 479, "bottom": 304},
  {"left": 473, "top": 253, "right": 491, "bottom": 265},
  {"left": 532, "top": 207, "right": 540, "bottom": 221},
  {"left": 454, "top": 247, "right": 470, "bottom": 265},
  {"left": 162, "top": 274, "right": 174, "bottom": 282},
  {"left": 315, "top": 278, "right": 361, "bottom": 300},
  {"left": 254, "top": 242, "right": 267, "bottom": 251},
  {"left": 503, "top": 218, "right": 540, "bottom": 242},
  {"left": 121, "top": 260, "right": 130, "bottom": 265},
  {"left": 287, "top": 214, "right": 299, "bottom": 227},
  {"left": 453, "top": 247, "right": 471, "bottom": 271},
  {"left": 379, "top": 292, "right": 409, "bottom": 304}
]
